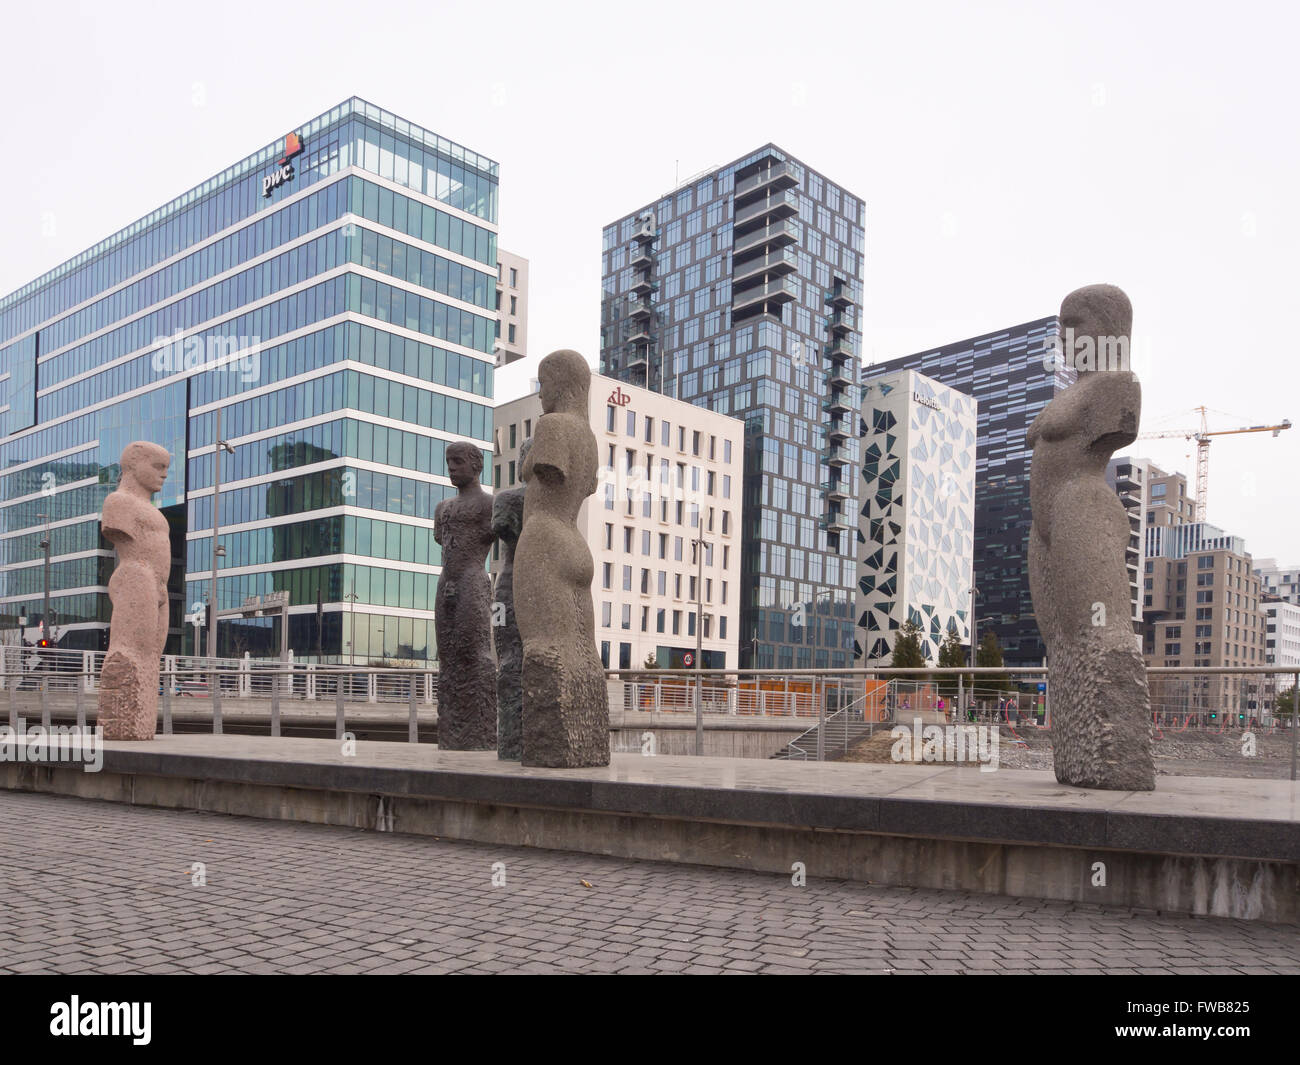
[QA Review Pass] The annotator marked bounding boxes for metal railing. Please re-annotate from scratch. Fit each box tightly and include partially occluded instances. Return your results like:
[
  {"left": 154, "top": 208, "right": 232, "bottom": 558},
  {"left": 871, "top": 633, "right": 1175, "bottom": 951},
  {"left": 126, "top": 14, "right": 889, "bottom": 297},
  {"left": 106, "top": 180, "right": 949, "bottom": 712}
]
[{"left": 1, "top": 660, "right": 1294, "bottom": 777}]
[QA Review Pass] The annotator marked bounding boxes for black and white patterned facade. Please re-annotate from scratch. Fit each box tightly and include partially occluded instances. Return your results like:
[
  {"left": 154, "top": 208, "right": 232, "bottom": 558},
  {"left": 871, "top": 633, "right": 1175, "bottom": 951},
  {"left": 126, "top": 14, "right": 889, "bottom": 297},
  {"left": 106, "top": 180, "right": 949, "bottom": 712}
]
[{"left": 854, "top": 370, "right": 976, "bottom": 664}]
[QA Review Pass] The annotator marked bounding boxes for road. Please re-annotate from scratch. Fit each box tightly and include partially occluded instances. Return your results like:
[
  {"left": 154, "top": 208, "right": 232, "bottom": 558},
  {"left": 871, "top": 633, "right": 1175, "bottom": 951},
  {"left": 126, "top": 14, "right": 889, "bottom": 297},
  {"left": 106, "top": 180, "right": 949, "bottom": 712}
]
[{"left": 1, "top": 791, "right": 1297, "bottom": 974}]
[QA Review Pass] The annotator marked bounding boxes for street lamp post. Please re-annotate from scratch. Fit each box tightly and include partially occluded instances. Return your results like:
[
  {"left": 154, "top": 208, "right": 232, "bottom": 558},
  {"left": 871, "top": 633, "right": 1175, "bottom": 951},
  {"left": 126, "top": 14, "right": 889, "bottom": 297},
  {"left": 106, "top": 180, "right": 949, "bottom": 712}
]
[
  {"left": 37, "top": 513, "right": 51, "bottom": 645},
  {"left": 691, "top": 536, "right": 711, "bottom": 755},
  {"left": 344, "top": 589, "right": 359, "bottom": 669},
  {"left": 208, "top": 407, "right": 235, "bottom": 661}
]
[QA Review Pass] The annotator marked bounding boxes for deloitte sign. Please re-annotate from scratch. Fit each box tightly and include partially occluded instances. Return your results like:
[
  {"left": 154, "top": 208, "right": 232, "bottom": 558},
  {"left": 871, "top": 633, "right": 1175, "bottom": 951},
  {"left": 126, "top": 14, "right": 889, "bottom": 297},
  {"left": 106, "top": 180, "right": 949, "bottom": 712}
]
[{"left": 262, "top": 132, "right": 304, "bottom": 198}]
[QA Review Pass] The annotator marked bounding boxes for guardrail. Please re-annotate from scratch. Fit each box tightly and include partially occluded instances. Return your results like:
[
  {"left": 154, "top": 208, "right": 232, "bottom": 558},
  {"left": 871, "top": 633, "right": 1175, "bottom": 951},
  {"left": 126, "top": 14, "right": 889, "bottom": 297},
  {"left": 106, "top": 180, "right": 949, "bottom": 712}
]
[{"left": 1, "top": 663, "right": 1294, "bottom": 777}]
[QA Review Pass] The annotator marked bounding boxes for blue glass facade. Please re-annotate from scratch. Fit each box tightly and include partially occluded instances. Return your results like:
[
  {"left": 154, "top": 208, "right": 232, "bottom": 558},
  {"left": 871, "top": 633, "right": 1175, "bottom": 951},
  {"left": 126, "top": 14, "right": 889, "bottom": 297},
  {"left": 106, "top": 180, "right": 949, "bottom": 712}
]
[
  {"left": 600, "top": 147, "right": 866, "bottom": 669},
  {"left": 0, "top": 99, "right": 498, "bottom": 663}
]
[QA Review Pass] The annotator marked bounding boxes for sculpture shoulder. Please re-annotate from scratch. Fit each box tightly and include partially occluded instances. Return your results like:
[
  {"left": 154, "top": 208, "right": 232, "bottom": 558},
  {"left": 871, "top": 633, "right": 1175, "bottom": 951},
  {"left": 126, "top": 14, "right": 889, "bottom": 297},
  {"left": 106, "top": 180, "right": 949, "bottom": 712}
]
[{"left": 101, "top": 492, "right": 153, "bottom": 536}]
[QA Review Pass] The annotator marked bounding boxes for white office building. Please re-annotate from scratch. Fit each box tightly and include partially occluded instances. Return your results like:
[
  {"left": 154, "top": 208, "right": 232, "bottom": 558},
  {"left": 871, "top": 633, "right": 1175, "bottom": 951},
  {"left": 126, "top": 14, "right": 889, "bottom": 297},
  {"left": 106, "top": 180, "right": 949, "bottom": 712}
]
[
  {"left": 494, "top": 372, "right": 742, "bottom": 671},
  {"left": 854, "top": 369, "right": 977, "bottom": 664},
  {"left": 494, "top": 249, "right": 528, "bottom": 367}
]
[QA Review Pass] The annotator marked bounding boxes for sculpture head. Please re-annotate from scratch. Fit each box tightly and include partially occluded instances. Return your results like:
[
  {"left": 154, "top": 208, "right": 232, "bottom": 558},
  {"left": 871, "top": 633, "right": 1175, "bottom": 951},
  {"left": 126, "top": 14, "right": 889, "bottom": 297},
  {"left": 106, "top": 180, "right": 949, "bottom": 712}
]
[
  {"left": 446, "top": 441, "right": 483, "bottom": 489},
  {"left": 120, "top": 442, "right": 170, "bottom": 496},
  {"left": 1059, "top": 284, "right": 1132, "bottom": 374},
  {"left": 537, "top": 349, "right": 590, "bottom": 416}
]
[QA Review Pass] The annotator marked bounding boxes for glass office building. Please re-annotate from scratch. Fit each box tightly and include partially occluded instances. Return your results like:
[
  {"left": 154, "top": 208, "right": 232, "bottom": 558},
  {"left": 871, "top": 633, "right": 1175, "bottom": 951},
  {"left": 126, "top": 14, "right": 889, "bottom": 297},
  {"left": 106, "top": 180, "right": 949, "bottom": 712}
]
[
  {"left": 600, "top": 146, "right": 866, "bottom": 669},
  {"left": 0, "top": 99, "right": 498, "bottom": 663},
  {"left": 863, "top": 318, "right": 1073, "bottom": 669}
]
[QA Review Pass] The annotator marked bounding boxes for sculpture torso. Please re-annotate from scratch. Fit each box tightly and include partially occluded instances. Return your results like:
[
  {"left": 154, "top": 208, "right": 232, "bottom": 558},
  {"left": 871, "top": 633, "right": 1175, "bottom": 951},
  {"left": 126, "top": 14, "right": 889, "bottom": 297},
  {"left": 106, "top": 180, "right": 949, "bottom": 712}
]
[{"left": 102, "top": 490, "right": 170, "bottom": 588}]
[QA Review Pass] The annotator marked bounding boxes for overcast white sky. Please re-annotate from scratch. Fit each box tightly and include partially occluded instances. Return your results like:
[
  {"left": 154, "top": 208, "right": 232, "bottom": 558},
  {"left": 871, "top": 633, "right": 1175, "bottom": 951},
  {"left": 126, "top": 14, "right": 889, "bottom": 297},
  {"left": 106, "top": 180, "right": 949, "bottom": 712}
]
[{"left": 3, "top": 0, "right": 1297, "bottom": 561}]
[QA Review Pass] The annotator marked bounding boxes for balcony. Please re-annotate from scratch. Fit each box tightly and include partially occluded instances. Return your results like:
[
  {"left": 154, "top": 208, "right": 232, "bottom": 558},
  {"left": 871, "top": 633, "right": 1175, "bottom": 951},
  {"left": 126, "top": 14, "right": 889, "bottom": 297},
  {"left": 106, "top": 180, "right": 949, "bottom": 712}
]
[
  {"left": 732, "top": 217, "right": 801, "bottom": 258},
  {"left": 825, "top": 307, "right": 855, "bottom": 335},
  {"left": 629, "top": 275, "right": 659, "bottom": 297},
  {"left": 732, "top": 275, "right": 799, "bottom": 316},
  {"left": 825, "top": 364, "right": 855, "bottom": 388},
  {"left": 733, "top": 187, "right": 800, "bottom": 231},
  {"left": 822, "top": 393, "right": 851, "bottom": 416},
  {"left": 626, "top": 298, "right": 654, "bottom": 320},
  {"left": 821, "top": 421, "right": 851, "bottom": 444},
  {"left": 821, "top": 443, "right": 851, "bottom": 468},
  {"left": 732, "top": 245, "right": 798, "bottom": 286},
  {"left": 825, "top": 278, "right": 858, "bottom": 308},
  {"left": 824, "top": 334, "right": 856, "bottom": 361},
  {"left": 632, "top": 215, "right": 657, "bottom": 242},
  {"left": 734, "top": 159, "right": 798, "bottom": 202},
  {"left": 820, "top": 480, "right": 849, "bottom": 502},
  {"left": 819, "top": 514, "right": 853, "bottom": 534},
  {"left": 625, "top": 323, "right": 653, "bottom": 345},
  {"left": 630, "top": 244, "right": 655, "bottom": 269}
]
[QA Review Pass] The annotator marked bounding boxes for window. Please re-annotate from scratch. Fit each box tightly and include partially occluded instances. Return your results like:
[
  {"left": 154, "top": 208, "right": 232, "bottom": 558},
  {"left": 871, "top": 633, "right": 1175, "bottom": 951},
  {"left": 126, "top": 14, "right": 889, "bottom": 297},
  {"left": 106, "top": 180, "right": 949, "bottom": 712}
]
[
  {"left": 626, "top": 410, "right": 636, "bottom": 436},
  {"left": 508, "top": 324, "right": 516, "bottom": 343},
  {"left": 645, "top": 416, "right": 654, "bottom": 442},
  {"left": 641, "top": 569, "right": 650, "bottom": 594},
  {"left": 605, "top": 523, "right": 613, "bottom": 550},
  {"left": 601, "top": 602, "right": 612, "bottom": 627},
  {"left": 524, "top": 418, "right": 531, "bottom": 437},
  {"left": 622, "top": 605, "right": 631, "bottom": 630},
  {"left": 510, "top": 267, "right": 518, "bottom": 287},
  {"left": 606, "top": 406, "right": 616, "bottom": 431},
  {"left": 508, "top": 460, "right": 515, "bottom": 485},
  {"left": 510, "top": 295, "right": 517, "bottom": 315},
  {"left": 623, "top": 566, "right": 632, "bottom": 591},
  {"left": 509, "top": 424, "right": 517, "bottom": 448},
  {"left": 602, "top": 563, "right": 612, "bottom": 589}
]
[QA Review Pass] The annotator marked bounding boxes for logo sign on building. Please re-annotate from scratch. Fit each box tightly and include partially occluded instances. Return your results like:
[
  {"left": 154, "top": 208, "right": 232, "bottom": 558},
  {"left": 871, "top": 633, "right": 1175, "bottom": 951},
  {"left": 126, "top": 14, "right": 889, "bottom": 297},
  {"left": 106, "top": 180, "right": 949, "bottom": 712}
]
[
  {"left": 263, "top": 133, "right": 305, "bottom": 198},
  {"left": 608, "top": 387, "right": 631, "bottom": 407},
  {"left": 913, "top": 391, "right": 941, "bottom": 411}
]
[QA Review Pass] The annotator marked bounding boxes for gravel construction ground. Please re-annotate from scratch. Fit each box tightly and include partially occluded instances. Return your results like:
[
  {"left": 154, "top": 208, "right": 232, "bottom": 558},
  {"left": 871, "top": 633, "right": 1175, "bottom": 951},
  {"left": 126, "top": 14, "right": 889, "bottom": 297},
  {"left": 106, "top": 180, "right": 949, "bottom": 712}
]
[{"left": 844, "top": 721, "right": 1298, "bottom": 779}]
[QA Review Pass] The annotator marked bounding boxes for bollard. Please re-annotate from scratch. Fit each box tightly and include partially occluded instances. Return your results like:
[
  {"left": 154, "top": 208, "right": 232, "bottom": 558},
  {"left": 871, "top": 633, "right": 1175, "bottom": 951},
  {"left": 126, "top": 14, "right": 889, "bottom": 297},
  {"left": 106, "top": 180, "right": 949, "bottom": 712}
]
[
  {"left": 271, "top": 673, "right": 281, "bottom": 738},
  {"left": 336, "top": 683, "right": 345, "bottom": 741},
  {"left": 161, "top": 671, "right": 172, "bottom": 736},
  {"left": 409, "top": 674, "right": 418, "bottom": 743},
  {"left": 212, "top": 670, "right": 223, "bottom": 736}
]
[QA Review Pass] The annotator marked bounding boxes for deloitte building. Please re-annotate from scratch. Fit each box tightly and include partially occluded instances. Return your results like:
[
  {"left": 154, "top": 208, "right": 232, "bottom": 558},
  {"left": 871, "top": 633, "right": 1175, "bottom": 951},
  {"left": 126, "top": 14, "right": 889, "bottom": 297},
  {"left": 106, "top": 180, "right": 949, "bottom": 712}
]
[{"left": 0, "top": 99, "right": 498, "bottom": 664}]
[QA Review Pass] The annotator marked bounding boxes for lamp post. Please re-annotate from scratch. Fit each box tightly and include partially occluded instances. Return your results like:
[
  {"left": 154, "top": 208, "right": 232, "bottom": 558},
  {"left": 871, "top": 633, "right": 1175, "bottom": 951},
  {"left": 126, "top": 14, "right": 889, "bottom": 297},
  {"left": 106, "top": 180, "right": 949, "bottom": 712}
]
[
  {"left": 37, "top": 513, "right": 51, "bottom": 645},
  {"left": 344, "top": 589, "right": 359, "bottom": 668},
  {"left": 208, "top": 407, "right": 235, "bottom": 661},
  {"left": 691, "top": 536, "right": 711, "bottom": 755}
]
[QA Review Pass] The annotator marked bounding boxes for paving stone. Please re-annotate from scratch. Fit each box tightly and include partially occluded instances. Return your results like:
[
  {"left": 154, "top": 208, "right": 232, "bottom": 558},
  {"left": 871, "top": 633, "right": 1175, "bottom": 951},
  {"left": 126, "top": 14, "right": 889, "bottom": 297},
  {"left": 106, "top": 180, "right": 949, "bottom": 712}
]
[{"left": 1, "top": 790, "right": 1296, "bottom": 976}]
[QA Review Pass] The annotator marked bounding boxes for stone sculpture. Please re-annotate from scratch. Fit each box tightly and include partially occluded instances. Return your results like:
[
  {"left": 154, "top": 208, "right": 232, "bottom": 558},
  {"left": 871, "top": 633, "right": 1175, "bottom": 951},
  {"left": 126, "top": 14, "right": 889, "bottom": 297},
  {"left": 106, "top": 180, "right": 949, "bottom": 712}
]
[
  {"left": 1027, "top": 284, "right": 1155, "bottom": 790},
  {"left": 513, "top": 350, "right": 609, "bottom": 767},
  {"left": 98, "top": 442, "right": 172, "bottom": 740},
  {"left": 433, "top": 441, "right": 497, "bottom": 750},
  {"left": 491, "top": 438, "right": 530, "bottom": 760}
]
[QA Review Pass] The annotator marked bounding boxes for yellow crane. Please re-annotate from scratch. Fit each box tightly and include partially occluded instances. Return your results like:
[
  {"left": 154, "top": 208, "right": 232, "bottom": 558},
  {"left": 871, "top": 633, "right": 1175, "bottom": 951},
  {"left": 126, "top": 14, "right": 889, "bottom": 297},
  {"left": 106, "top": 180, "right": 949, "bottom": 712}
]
[{"left": 1137, "top": 406, "right": 1291, "bottom": 523}]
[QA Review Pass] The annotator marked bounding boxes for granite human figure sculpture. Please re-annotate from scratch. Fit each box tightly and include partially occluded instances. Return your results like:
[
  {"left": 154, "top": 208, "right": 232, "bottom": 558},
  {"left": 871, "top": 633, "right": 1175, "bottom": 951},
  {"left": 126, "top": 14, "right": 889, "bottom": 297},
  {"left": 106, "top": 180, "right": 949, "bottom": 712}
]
[
  {"left": 98, "top": 442, "right": 172, "bottom": 740},
  {"left": 514, "top": 350, "right": 609, "bottom": 767},
  {"left": 1027, "top": 283, "right": 1155, "bottom": 790},
  {"left": 433, "top": 441, "right": 497, "bottom": 750},
  {"left": 491, "top": 438, "right": 530, "bottom": 760}
]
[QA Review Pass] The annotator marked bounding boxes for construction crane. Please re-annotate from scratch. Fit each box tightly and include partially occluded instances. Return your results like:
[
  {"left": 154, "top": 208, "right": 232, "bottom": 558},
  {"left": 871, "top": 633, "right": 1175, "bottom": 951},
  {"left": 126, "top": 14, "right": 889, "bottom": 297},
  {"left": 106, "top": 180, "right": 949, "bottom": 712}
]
[{"left": 1137, "top": 406, "right": 1291, "bottom": 523}]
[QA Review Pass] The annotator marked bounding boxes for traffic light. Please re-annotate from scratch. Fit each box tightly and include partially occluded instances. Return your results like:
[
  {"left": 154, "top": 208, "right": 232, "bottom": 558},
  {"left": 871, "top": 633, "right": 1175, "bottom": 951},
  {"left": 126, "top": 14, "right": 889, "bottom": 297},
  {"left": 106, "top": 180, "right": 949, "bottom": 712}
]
[
  {"left": 1239, "top": 713, "right": 1246, "bottom": 724},
  {"left": 36, "top": 638, "right": 50, "bottom": 648},
  {"left": 1209, "top": 711, "right": 1217, "bottom": 720}
]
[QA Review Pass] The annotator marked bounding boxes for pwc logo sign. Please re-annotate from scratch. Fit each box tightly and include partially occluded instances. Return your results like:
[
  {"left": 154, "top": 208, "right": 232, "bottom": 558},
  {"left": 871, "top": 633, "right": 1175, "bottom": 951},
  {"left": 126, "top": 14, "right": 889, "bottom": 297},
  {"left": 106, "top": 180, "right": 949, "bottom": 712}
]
[{"left": 263, "top": 133, "right": 305, "bottom": 198}]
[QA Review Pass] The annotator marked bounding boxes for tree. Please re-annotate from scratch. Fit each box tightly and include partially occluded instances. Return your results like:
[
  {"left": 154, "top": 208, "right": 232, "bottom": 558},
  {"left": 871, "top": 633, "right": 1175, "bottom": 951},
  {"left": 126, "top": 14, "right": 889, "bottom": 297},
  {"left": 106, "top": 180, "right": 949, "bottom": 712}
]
[
  {"left": 643, "top": 651, "right": 659, "bottom": 671},
  {"left": 974, "top": 629, "right": 1012, "bottom": 699},
  {"left": 890, "top": 621, "right": 928, "bottom": 670},
  {"left": 1277, "top": 686, "right": 1296, "bottom": 723},
  {"left": 936, "top": 629, "right": 967, "bottom": 696}
]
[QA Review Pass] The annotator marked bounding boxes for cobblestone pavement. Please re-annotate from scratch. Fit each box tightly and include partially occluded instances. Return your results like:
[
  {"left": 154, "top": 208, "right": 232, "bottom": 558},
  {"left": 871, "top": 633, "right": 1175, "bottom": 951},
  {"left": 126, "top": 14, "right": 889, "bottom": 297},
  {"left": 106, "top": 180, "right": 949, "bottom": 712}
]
[{"left": 1, "top": 792, "right": 1297, "bottom": 975}]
